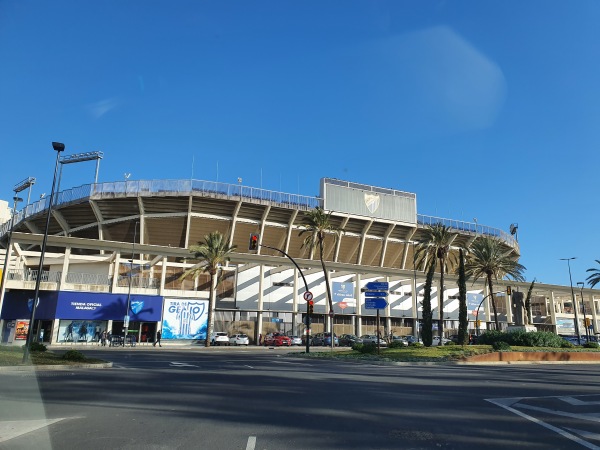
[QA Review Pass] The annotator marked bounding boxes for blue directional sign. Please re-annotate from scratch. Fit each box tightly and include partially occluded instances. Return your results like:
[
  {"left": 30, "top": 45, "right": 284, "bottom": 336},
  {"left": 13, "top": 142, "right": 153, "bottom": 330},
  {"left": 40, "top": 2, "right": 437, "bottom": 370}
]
[
  {"left": 365, "top": 298, "right": 388, "bottom": 309},
  {"left": 365, "top": 291, "right": 388, "bottom": 298},
  {"left": 366, "top": 282, "right": 389, "bottom": 291}
]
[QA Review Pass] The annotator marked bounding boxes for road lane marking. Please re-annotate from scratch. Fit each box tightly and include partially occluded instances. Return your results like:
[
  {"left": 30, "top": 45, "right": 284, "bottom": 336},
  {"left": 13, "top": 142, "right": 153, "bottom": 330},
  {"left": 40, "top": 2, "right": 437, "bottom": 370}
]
[
  {"left": 244, "top": 365, "right": 254, "bottom": 369},
  {"left": 246, "top": 436, "right": 256, "bottom": 450},
  {"left": 169, "top": 362, "right": 198, "bottom": 368}
]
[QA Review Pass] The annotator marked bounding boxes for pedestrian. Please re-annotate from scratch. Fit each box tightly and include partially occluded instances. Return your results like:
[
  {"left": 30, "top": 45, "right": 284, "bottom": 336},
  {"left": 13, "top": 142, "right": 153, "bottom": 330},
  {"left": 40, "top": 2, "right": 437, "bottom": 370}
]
[
  {"left": 258, "top": 333, "right": 262, "bottom": 346},
  {"left": 100, "top": 330, "right": 107, "bottom": 347},
  {"left": 153, "top": 329, "right": 162, "bottom": 347}
]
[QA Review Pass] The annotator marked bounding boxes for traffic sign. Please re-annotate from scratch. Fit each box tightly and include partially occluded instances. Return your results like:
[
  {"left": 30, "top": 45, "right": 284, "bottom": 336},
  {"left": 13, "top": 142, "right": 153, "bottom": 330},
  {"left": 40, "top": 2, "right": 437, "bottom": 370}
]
[
  {"left": 365, "top": 290, "right": 388, "bottom": 297},
  {"left": 338, "top": 302, "right": 348, "bottom": 310},
  {"left": 366, "top": 281, "right": 389, "bottom": 291},
  {"left": 303, "top": 291, "right": 313, "bottom": 301},
  {"left": 365, "top": 298, "right": 388, "bottom": 309}
]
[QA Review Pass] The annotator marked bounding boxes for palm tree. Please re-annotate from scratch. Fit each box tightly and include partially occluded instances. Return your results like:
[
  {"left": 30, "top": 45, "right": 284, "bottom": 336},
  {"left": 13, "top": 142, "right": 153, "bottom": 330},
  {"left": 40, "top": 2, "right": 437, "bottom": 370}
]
[
  {"left": 464, "top": 236, "right": 525, "bottom": 330},
  {"left": 586, "top": 260, "right": 600, "bottom": 288},
  {"left": 181, "top": 231, "right": 236, "bottom": 347},
  {"left": 457, "top": 248, "right": 469, "bottom": 345},
  {"left": 415, "top": 223, "right": 456, "bottom": 343},
  {"left": 299, "top": 207, "right": 343, "bottom": 349},
  {"left": 421, "top": 260, "right": 436, "bottom": 347}
]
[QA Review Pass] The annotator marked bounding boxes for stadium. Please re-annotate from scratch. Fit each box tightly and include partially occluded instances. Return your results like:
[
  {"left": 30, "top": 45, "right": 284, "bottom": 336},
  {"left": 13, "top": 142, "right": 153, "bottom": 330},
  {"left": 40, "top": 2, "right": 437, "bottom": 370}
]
[{"left": 0, "top": 176, "right": 597, "bottom": 345}]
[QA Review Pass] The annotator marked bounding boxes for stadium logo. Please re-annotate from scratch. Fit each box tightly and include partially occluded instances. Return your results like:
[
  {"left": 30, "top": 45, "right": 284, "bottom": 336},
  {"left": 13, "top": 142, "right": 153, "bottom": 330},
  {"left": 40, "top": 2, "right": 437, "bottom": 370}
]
[
  {"left": 130, "top": 300, "right": 144, "bottom": 314},
  {"left": 364, "top": 193, "right": 380, "bottom": 214}
]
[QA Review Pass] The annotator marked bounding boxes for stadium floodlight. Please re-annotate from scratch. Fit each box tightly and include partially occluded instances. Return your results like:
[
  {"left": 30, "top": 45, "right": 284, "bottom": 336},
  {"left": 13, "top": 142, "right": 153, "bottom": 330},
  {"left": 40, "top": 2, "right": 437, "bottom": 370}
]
[
  {"left": 56, "top": 150, "right": 104, "bottom": 194},
  {"left": 23, "top": 142, "right": 65, "bottom": 362},
  {"left": 13, "top": 177, "right": 36, "bottom": 205}
]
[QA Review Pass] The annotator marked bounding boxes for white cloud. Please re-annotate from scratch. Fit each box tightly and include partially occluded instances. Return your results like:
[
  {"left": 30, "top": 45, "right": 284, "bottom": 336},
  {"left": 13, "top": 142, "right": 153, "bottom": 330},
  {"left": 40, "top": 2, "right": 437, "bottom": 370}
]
[{"left": 87, "top": 98, "right": 119, "bottom": 119}]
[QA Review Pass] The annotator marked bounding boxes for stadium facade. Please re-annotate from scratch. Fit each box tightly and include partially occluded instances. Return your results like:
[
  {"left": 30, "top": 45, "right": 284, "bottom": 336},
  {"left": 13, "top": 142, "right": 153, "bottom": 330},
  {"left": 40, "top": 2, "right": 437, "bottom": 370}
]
[{"left": 0, "top": 177, "right": 597, "bottom": 345}]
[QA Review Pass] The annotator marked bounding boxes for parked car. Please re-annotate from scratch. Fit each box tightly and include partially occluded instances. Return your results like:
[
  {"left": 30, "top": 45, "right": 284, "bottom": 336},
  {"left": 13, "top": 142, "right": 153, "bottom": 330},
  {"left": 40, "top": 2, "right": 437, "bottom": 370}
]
[
  {"left": 311, "top": 332, "right": 339, "bottom": 346},
  {"left": 264, "top": 333, "right": 292, "bottom": 346},
  {"left": 390, "top": 335, "right": 408, "bottom": 346},
  {"left": 339, "top": 334, "right": 362, "bottom": 347},
  {"left": 289, "top": 335, "right": 303, "bottom": 346},
  {"left": 210, "top": 332, "right": 229, "bottom": 346},
  {"left": 229, "top": 334, "right": 250, "bottom": 346},
  {"left": 403, "top": 335, "right": 423, "bottom": 345},
  {"left": 432, "top": 336, "right": 451, "bottom": 346},
  {"left": 360, "top": 335, "right": 387, "bottom": 346}
]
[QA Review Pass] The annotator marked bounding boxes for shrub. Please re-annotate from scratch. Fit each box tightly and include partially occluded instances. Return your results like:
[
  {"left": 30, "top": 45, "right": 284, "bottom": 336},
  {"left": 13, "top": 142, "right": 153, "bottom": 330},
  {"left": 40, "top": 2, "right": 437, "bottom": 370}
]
[
  {"left": 62, "top": 350, "right": 86, "bottom": 362},
  {"left": 23, "top": 342, "right": 47, "bottom": 352},
  {"left": 353, "top": 343, "right": 377, "bottom": 354},
  {"left": 561, "top": 340, "right": 575, "bottom": 349},
  {"left": 584, "top": 342, "right": 599, "bottom": 349},
  {"left": 388, "top": 341, "right": 407, "bottom": 349},
  {"left": 478, "top": 330, "right": 564, "bottom": 348},
  {"left": 410, "top": 342, "right": 424, "bottom": 348},
  {"left": 492, "top": 341, "right": 511, "bottom": 351},
  {"left": 444, "top": 341, "right": 456, "bottom": 346},
  {"left": 477, "top": 330, "right": 506, "bottom": 345}
]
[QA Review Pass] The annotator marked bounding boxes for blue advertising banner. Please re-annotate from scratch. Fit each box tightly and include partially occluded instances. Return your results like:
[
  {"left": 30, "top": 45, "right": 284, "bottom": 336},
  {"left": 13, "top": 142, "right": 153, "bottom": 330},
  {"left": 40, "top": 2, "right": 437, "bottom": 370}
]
[
  {"left": 467, "top": 293, "right": 484, "bottom": 320},
  {"left": 55, "top": 292, "right": 163, "bottom": 321},
  {"left": 162, "top": 298, "right": 208, "bottom": 340},
  {"left": 332, "top": 282, "right": 355, "bottom": 306},
  {"left": 1, "top": 290, "right": 58, "bottom": 320}
]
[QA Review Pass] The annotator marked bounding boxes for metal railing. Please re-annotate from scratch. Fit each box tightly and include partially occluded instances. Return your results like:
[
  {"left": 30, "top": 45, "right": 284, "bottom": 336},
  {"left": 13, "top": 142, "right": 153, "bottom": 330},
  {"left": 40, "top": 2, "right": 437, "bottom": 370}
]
[
  {"left": 116, "top": 275, "right": 160, "bottom": 289},
  {"left": 7, "top": 269, "right": 62, "bottom": 283},
  {"left": 65, "top": 272, "right": 111, "bottom": 286},
  {"left": 417, "top": 214, "right": 518, "bottom": 249}
]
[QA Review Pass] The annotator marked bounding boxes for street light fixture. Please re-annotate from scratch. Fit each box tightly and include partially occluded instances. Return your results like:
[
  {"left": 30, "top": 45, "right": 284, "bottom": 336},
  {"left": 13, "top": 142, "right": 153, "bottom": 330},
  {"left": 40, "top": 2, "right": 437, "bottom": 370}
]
[
  {"left": 560, "top": 257, "right": 581, "bottom": 346},
  {"left": 23, "top": 142, "right": 65, "bottom": 362},
  {"left": 577, "top": 282, "right": 590, "bottom": 340},
  {"left": 475, "top": 291, "right": 504, "bottom": 335},
  {"left": 0, "top": 196, "right": 23, "bottom": 315}
]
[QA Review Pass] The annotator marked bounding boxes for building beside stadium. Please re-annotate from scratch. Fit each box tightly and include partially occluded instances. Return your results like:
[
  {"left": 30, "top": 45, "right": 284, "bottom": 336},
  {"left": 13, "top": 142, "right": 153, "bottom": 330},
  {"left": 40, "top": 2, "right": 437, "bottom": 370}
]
[{"left": 0, "top": 177, "right": 597, "bottom": 345}]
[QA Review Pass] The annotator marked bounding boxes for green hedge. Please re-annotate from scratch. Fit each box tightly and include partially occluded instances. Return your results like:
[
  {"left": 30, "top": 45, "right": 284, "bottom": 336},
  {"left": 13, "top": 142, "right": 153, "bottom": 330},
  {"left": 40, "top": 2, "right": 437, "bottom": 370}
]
[
  {"left": 352, "top": 343, "right": 378, "bottom": 354},
  {"left": 478, "top": 331, "right": 564, "bottom": 348}
]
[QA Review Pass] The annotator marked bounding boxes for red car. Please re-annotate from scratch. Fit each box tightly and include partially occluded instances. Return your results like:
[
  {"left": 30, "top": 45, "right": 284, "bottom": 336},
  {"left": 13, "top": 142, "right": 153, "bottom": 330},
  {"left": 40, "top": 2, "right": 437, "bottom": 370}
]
[{"left": 264, "top": 333, "right": 292, "bottom": 346}]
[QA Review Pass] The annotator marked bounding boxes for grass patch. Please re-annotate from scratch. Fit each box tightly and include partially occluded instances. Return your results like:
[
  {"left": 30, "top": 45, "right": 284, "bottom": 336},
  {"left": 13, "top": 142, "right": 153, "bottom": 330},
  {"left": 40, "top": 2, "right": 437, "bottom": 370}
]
[{"left": 0, "top": 346, "right": 105, "bottom": 366}]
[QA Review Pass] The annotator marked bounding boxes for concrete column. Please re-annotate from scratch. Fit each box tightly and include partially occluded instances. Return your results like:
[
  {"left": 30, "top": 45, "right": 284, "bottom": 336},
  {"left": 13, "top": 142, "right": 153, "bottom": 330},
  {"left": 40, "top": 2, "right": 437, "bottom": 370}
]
[
  {"left": 292, "top": 267, "right": 299, "bottom": 336},
  {"left": 159, "top": 257, "right": 167, "bottom": 296},
  {"left": 354, "top": 273, "right": 362, "bottom": 337},
  {"left": 51, "top": 319, "right": 61, "bottom": 344},
  {"left": 111, "top": 251, "right": 121, "bottom": 292},
  {"left": 256, "top": 264, "right": 265, "bottom": 343},
  {"left": 59, "top": 246, "right": 71, "bottom": 288},
  {"left": 590, "top": 294, "right": 598, "bottom": 334},
  {"left": 411, "top": 274, "right": 418, "bottom": 337},
  {"left": 506, "top": 288, "right": 513, "bottom": 324},
  {"left": 549, "top": 292, "right": 557, "bottom": 332}
]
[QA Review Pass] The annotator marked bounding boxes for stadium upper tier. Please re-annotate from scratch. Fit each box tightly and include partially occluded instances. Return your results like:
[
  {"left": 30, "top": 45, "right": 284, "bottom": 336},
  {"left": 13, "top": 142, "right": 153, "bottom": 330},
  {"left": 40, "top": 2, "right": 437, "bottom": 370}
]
[{"left": 0, "top": 178, "right": 518, "bottom": 268}]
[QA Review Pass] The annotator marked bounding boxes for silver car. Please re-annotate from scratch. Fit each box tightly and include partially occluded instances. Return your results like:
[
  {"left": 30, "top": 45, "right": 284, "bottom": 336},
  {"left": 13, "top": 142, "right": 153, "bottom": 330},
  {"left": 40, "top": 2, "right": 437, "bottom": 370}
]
[
  {"left": 229, "top": 333, "right": 250, "bottom": 346},
  {"left": 359, "top": 335, "right": 388, "bottom": 346}
]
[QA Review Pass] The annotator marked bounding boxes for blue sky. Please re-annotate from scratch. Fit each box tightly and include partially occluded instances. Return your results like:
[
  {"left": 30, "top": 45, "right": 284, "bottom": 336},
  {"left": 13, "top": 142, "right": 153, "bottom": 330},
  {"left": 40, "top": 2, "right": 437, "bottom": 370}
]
[{"left": 1, "top": 1, "right": 599, "bottom": 287}]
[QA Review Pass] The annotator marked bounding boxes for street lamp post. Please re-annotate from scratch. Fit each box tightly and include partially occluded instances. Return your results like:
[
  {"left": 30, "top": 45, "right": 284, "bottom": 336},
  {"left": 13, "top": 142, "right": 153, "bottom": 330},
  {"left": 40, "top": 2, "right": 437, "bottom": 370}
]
[
  {"left": 560, "top": 257, "right": 581, "bottom": 346},
  {"left": 23, "top": 142, "right": 65, "bottom": 363},
  {"left": 577, "top": 282, "right": 590, "bottom": 340},
  {"left": 0, "top": 195, "right": 23, "bottom": 314},
  {"left": 475, "top": 291, "right": 504, "bottom": 336},
  {"left": 123, "top": 221, "right": 139, "bottom": 345}
]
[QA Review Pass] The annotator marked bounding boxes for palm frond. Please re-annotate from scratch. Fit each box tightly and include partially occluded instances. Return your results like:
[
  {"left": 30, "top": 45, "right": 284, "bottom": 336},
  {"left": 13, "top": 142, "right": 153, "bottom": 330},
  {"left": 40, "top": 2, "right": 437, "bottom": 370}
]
[{"left": 586, "top": 260, "right": 600, "bottom": 288}]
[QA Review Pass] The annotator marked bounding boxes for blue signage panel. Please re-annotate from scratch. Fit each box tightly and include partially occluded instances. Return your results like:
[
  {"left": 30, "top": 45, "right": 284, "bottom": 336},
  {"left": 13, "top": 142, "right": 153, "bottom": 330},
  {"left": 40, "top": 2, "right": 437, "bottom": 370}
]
[
  {"left": 56, "top": 291, "right": 163, "bottom": 321},
  {"left": 366, "top": 282, "right": 389, "bottom": 291},
  {"left": 162, "top": 298, "right": 208, "bottom": 340},
  {"left": 332, "top": 282, "right": 355, "bottom": 302},
  {"left": 365, "top": 298, "right": 388, "bottom": 309},
  {"left": 365, "top": 291, "right": 388, "bottom": 298},
  {"left": 1, "top": 290, "right": 58, "bottom": 320},
  {"left": 271, "top": 318, "right": 283, "bottom": 323}
]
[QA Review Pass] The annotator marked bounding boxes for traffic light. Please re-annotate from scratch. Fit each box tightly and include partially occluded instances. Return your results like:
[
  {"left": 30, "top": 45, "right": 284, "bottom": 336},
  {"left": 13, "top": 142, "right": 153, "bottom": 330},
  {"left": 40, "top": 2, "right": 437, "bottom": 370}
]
[
  {"left": 308, "top": 300, "right": 314, "bottom": 315},
  {"left": 506, "top": 286, "right": 512, "bottom": 295},
  {"left": 585, "top": 318, "right": 592, "bottom": 328},
  {"left": 249, "top": 233, "right": 259, "bottom": 251}
]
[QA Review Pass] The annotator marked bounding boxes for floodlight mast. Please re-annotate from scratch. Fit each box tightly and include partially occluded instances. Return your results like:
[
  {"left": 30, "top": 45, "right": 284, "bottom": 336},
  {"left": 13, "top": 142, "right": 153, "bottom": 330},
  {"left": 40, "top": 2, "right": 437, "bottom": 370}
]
[
  {"left": 56, "top": 151, "right": 103, "bottom": 194},
  {"left": 13, "top": 177, "right": 36, "bottom": 205}
]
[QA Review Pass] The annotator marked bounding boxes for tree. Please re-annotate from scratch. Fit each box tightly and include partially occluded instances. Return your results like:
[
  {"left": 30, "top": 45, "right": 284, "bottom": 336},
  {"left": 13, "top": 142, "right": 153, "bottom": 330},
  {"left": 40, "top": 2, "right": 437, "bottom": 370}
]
[
  {"left": 524, "top": 278, "right": 536, "bottom": 325},
  {"left": 415, "top": 223, "right": 456, "bottom": 342},
  {"left": 457, "top": 248, "right": 469, "bottom": 345},
  {"left": 586, "top": 260, "right": 600, "bottom": 288},
  {"left": 181, "top": 231, "right": 236, "bottom": 347},
  {"left": 464, "top": 236, "right": 526, "bottom": 330},
  {"left": 299, "top": 207, "right": 343, "bottom": 350},
  {"left": 421, "top": 260, "right": 435, "bottom": 347}
]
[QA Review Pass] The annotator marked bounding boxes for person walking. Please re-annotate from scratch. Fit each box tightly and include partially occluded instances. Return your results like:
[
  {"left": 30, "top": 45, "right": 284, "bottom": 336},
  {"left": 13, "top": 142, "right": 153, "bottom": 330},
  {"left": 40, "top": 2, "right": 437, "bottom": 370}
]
[
  {"left": 100, "top": 330, "right": 107, "bottom": 347},
  {"left": 153, "top": 329, "right": 162, "bottom": 347}
]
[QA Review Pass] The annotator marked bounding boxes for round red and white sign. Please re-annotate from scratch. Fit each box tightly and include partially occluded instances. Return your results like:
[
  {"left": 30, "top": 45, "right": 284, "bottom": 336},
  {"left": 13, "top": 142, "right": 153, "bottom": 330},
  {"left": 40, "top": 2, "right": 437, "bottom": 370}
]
[{"left": 303, "top": 291, "right": 313, "bottom": 301}]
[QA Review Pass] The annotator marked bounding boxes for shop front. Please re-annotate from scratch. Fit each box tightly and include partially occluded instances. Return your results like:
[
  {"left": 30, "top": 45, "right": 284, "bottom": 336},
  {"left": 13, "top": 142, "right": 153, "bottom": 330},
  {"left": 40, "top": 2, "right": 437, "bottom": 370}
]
[{"left": 1, "top": 290, "right": 164, "bottom": 345}]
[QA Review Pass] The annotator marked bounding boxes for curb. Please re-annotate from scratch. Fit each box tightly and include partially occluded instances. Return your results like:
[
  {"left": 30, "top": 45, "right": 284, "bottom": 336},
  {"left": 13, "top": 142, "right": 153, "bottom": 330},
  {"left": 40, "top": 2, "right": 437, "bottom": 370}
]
[{"left": 0, "top": 362, "right": 113, "bottom": 372}]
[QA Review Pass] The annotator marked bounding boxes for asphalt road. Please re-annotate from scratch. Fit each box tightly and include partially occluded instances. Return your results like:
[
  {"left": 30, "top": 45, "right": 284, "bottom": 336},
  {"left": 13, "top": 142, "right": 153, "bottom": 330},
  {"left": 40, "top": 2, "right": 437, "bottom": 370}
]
[{"left": 1, "top": 347, "right": 599, "bottom": 449}]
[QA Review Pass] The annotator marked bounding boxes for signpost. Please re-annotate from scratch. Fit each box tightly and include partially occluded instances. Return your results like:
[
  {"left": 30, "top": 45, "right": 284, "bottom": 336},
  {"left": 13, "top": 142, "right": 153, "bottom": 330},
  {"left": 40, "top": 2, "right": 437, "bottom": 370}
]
[{"left": 364, "top": 281, "right": 389, "bottom": 355}]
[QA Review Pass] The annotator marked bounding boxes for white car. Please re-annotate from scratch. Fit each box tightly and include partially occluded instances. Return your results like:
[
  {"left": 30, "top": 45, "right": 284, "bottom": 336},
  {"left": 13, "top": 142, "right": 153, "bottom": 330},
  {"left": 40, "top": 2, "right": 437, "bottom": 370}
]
[
  {"left": 210, "top": 332, "right": 229, "bottom": 346},
  {"left": 432, "top": 336, "right": 451, "bottom": 346},
  {"left": 290, "top": 335, "right": 303, "bottom": 346},
  {"left": 229, "top": 334, "right": 250, "bottom": 346}
]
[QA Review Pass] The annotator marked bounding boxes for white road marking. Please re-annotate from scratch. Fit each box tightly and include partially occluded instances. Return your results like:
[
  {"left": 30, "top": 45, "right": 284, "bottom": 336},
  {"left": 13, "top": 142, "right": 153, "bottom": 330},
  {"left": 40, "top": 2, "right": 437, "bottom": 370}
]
[
  {"left": 516, "top": 403, "right": 600, "bottom": 423},
  {"left": 0, "top": 418, "right": 68, "bottom": 443},
  {"left": 564, "top": 427, "right": 600, "bottom": 441},
  {"left": 559, "top": 396, "right": 600, "bottom": 406},
  {"left": 246, "top": 435, "right": 256, "bottom": 450},
  {"left": 169, "top": 362, "right": 198, "bottom": 368},
  {"left": 244, "top": 365, "right": 254, "bottom": 369},
  {"left": 486, "top": 398, "right": 600, "bottom": 450}
]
